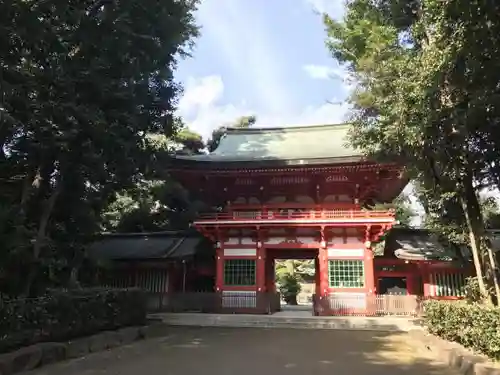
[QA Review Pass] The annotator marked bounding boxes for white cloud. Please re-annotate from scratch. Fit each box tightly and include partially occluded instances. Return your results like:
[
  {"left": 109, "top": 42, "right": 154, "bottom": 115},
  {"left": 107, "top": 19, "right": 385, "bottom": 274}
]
[
  {"left": 303, "top": 64, "right": 342, "bottom": 80},
  {"left": 178, "top": 75, "right": 350, "bottom": 139},
  {"left": 303, "top": 63, "right": 356, "bottom": 96},
  {"left": 303, "top": 64, "right": 334, "bottom": 80},
  {"left": 196, "top": 0, "right": 295, "bottom": 115},
  {"left": 178, "top": 76, "right": 224, "bottom": 115}
]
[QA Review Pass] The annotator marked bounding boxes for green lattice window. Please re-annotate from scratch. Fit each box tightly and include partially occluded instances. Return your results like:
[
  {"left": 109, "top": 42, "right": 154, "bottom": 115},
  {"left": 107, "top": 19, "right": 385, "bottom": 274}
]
[
  {"left": 329, "top": 260, "right": 365, "bottom": 288},
  {"left": 224, "top": 259, "right": 256, "bottom": 286}
]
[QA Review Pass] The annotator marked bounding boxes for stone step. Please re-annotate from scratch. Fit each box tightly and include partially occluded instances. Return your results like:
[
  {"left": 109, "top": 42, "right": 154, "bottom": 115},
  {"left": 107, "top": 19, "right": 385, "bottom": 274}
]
[{"left": 151, "top": 313, "right": 422, "bottom": 332}]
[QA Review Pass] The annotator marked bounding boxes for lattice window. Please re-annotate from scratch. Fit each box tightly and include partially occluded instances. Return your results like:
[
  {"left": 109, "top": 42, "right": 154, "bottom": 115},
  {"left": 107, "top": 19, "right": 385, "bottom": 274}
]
[
  {"left": 329, "top": 260, "right": 365, "bottom": 288},
  {"left": 431, "top": 273, "right": 466, "bottom": 297},
  {"left": 224, "top": 259, "right": 256, "bottom": 286}
]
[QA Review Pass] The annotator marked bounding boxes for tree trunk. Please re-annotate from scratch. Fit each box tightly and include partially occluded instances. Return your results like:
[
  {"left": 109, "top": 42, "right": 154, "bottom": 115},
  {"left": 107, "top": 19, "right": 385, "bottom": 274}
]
[
  {"left": 286, "top": 260, "right": 295, "bottom": 276},
  {"left": 285, "top": 294, "right": 298, "bottom": 305},
  {"left": 485, "top": 240, "right": 500, "bottom": 305},
  {"left": 459, "top": 173, "right": 499, "bottom": 304},
  {"left": 68, "top": 267, "right": 81, "bottom": 289},
  {"left": 22, "top": 186, "right": 61, "bottom": 296}
]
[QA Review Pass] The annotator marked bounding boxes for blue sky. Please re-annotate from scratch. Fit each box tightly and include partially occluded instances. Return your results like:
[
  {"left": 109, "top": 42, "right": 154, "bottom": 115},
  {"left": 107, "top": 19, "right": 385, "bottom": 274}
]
[
  {"left": 173, "top": 0, "right": 500, "bottom": 224},
  {"left": 175, "top": 0, "right": 350, "bottom": 139},
  {"left": 172, "top": 0, "right": 430, "bottom": 222}
]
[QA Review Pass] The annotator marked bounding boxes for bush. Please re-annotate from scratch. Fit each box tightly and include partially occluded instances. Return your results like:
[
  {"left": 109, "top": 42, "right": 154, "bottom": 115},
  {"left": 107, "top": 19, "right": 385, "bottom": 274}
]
[
  {"left": 278, "top": 273, "right": 301, "bottom": 305},
  {"left": 0, "top": 288, "right": 147, "bottom": 353},
  {"left": 463, "top": 276, "right": 493, "bottom": 303},
  {"left": 423, "top": 300, "right": 500, "bottom": 360}
]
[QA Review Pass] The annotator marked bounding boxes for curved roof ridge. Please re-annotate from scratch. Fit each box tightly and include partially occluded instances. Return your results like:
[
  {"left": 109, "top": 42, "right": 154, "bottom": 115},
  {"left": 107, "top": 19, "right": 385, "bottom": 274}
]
[{"left": 225, "top": 123, "right": 349, "bottom": 135}]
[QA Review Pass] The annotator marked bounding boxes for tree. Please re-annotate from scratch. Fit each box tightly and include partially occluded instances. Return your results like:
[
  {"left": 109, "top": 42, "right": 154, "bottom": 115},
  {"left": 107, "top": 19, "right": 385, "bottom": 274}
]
[
  {"left": 101, "top": 127, "right": 208, "bottom": 233},
  {"left": 278, "top": 274, "right": 302, "bottom": 305},
  {"left": 275, "top": 259, "right": 314, "bottom": 305},
  {"left": 207, "top": 115, "right": 256, "bottom": 152},
  {"left": 369, "top": 193, "right": 416, "bottom": 227},
  {"left": 0, "top": 0, "right": 199, "bottom": 296},
  {"left": 175, "top": 128, "right": 205, "bottom": 155},
  {"left": 324, "top": 0, "right": 500, "bottom": 302}
]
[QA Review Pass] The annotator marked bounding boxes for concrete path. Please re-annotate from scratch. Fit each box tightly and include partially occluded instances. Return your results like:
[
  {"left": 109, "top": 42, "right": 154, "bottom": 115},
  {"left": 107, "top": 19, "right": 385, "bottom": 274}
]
[{"left": 24, "top": 327, "right": 459, "bottom": 375}]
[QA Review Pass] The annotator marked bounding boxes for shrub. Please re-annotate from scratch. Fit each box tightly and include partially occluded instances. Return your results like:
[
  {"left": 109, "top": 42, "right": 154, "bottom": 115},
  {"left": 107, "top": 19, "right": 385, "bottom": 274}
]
[
  {"left": 463, "top": 276, "right": 493, "bottom": 304},
  {"left": 0, "top": 288, "right": 147, "bottom": 353},
  {"left": 278, "top": 273, "right": 302, "bottom": 305},
  {"left": 423, "top": 300, "right": 500, "bottom": 360}
]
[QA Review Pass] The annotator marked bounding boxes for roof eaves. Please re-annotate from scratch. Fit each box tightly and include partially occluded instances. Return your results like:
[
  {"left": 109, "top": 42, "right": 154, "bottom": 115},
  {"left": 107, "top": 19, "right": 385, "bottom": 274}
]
[
  {"left": 169, "top": 155, "right": 367, "bottom": 167},
  {"left": 162, "top": 237, "right": 186, "bottom": 258},
  {"left": 224, "top": 123, "right": 350, "bottom": 134}
]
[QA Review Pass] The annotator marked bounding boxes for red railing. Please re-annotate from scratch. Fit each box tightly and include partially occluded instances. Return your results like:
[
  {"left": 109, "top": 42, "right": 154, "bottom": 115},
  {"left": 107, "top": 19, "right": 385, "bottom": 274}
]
[
  {"left": 147, "top": 292, "right": 282, "bottom": 314},
  {"left": 312, "top": 294, "right": 463, "bottom": 317},
  {"left": 148, "top": 292, "right": 462, "bottom": 316},
  {"left": 196, "top": 209, "right": 395, "bottom": 222}
]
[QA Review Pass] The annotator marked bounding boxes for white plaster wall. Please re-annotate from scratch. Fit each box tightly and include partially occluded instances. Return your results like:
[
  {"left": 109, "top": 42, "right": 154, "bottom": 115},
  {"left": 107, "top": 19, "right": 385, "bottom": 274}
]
[
  {"left": 328, "top": 293, "right": 367, "bottom": 309},
  {"left": 223, "top": 248, "right": 256, "bottom": 257},
  {"left": 241, "top": 237, "right": 256, "bottom": 244},
  {"left": 328, "top": 248, "right": 364, "bottom": 257}
]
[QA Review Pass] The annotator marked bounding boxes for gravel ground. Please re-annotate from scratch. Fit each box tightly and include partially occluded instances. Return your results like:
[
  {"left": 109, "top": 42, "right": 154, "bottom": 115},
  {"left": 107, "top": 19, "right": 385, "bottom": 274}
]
[{"left": 24, "top": 326, "right": 459, "bottom": 375}]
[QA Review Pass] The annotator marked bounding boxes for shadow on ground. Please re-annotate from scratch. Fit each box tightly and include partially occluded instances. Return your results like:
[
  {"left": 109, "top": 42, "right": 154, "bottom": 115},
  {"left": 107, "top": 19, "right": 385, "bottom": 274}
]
[{"left": 24, "top": 326, "right": 458, "bottom": 375}]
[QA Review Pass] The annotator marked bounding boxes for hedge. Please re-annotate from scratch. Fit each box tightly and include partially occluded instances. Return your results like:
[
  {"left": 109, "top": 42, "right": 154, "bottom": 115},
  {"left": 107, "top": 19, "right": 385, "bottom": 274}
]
[
  {"left": 0, "top": 288, "right": 147, "bottom": 353},
  {"left": 423, "top": 300, "right": 500, "bottom": 360}
]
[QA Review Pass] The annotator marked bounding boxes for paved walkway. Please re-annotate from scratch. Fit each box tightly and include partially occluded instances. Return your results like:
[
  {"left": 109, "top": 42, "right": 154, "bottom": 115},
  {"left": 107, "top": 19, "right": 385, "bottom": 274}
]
[{"left": 25, "top": 327, "right": 458, "bottom": 375}]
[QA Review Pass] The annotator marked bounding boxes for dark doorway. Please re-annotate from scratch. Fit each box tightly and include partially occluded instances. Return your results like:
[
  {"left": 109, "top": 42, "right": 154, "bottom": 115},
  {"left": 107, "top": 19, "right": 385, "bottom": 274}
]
[{"left": 377, "top": 277, "right": 408, "bottom": 295}]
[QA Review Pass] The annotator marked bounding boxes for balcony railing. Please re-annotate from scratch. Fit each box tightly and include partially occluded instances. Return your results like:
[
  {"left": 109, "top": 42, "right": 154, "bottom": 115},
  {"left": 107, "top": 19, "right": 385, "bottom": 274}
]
[{"left": 195, "top": 209, "right": 395, "bottom": 223}]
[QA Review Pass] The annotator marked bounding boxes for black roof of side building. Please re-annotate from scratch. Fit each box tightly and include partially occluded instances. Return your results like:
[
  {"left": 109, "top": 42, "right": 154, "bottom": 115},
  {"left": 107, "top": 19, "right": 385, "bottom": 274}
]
[
  {"left": 170, "top": 124, "right": 369, "bottom": 169},
  {"left": 87, "top": 230, "right": 204, "bottom": 261},
  {"left": 382, "top": 227, "right": 470, "bottom": 262}
]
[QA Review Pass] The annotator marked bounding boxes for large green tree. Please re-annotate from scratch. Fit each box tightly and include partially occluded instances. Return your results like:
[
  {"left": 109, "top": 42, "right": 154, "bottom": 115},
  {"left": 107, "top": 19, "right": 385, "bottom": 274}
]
[
  {"left": 325, "top": 0, "right": 500, "bottom": 302},
  {"left": 0, "top": 0, "right": 199, "bottom": 296},
  {"left": 101, "top": 126, "right": 208, "bottom": 233},
  {"left": 369, "top": 193, "right": 417, "bottom": 227}
]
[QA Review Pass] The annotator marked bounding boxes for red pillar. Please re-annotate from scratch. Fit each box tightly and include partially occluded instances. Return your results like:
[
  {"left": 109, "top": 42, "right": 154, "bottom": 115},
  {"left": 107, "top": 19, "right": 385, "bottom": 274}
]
[
  {"left": 256, "top": 247, "right": 266, "bottom": 292},
  {"left": 364, "top": 246, "right": 375, "bottom": 295},
  {"left": 265, "top": 257, "right": 275, "bottom": 292},
  {"left": 364, "top": 245, "right": 376, "bottom": 315},
  {"left": 406, "top": 274, "right": 415, "bottom": 295},
  {"left": 316, "top": 247, "right": 329, "bottom": 315},
  {"left": 423, "top": 268, "right": 431, "bottom": 297},
  {"left": 314, "top": 256, "right": 321, "bottom": 295},
  {"left": 215, "top": 248, "right": 224, "bottom": 292},
  {"left": 318, "top": 247, "right": 329, "bottom": 296}
]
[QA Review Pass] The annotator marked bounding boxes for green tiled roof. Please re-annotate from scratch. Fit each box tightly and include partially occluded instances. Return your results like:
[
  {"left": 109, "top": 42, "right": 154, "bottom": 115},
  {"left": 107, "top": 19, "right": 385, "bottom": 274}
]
[{"left": 172, "top": 124, "right": 364, "bottom": 167}]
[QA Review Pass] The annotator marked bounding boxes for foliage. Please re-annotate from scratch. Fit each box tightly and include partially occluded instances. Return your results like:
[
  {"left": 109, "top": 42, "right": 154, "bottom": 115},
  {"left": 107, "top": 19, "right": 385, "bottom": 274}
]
[
  {"left": 175, "top": 128, "right": 205, "bottom": 155},
  {"left": 101, "top": 120, "right": 207, "bottom": 233},
  {"left": 0, "top": 288, "right": 146, "bottom": 353},
  {"left": 419, "top": 185, "right": 500, "bottom": 244},
  {"left": 0, "top": 0, "right": 199, "bottom": 296},
  {"left": 275, "top": 260, "right": 315, "bottom": 280},
  {"left": 207, "top": 115, "right": 257, "bottom": 152},
  {"left": 275, "top": 260, "right": 312, "bottom": 305},
  {"left": 278, "top": 273, "right": 302, "bottom": 305},
  {"left": 463, "top": 276, "right": 495, "bottom": 304},
  {"left": 424, "top": 300, "right": 500, "bottom": 360},
  {"left": 325, "top": 0, "right": 500, "bottom": 302},
  {"left": 369, "top": 193, "right": 416, "bottom": 227}
]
